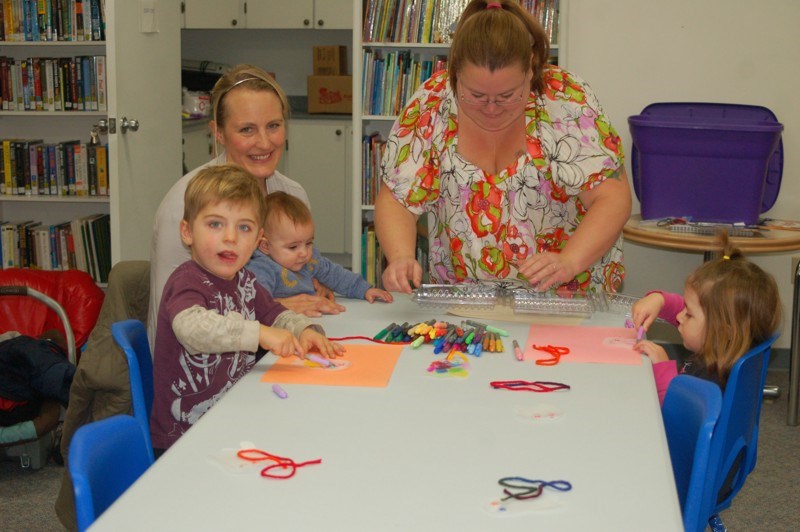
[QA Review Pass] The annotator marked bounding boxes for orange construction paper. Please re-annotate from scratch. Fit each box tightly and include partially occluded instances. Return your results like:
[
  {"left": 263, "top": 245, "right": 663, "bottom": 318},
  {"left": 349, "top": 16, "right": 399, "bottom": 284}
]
[
  {"left": 523, "top": 325, "right": 642, "bottom": 365},
  {"left": 260, "top": 343, "right": 405, "bottom": 387}
]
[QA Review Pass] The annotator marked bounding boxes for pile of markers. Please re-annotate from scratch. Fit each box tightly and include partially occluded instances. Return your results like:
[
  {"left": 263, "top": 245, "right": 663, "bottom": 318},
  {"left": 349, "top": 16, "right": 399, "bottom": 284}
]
[{"left": 373, "top": 319, "right": 508, "bottom": 356}]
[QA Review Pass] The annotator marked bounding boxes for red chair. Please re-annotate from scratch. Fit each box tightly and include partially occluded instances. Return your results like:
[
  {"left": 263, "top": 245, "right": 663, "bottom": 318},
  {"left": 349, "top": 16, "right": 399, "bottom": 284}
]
[
  {"left": 1, "top": 269, "right": 104, "bottom": 468},
  {"left": 0, "top": 269, "right": 104, "bottom": 355}
]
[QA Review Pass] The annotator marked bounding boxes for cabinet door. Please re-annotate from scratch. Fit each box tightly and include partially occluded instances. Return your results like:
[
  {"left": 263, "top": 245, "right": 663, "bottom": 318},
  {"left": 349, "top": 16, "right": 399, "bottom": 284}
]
[
  {"left": 246, "top": 0, "right": 314, "bottom": 29},
  {"left": 107, "top": 0, "right": 182, "bottom": 261},
  {"left": 184, "top": 0, "right": 244, "bottom": 29},
  {"left": 284, "top": 121, "right": 350, "bottom": 255},
  {"left": 313, "top": 0, "right": 353, "bottom": 30}
]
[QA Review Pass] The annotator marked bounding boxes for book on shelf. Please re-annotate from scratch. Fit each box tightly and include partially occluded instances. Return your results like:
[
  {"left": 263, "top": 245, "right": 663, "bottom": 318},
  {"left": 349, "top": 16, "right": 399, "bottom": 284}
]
[
  {"left": 0, "top": 55, "right": 107, "bottom": 112},
  {"left": 1, "top": 0, "right": 105, "bottom": 42},
  {"left": 0, "top": 137, "right": 106, "bottom": 197},
  {"left": 0, "top": 213, "right": 108, "bottom": 281}
]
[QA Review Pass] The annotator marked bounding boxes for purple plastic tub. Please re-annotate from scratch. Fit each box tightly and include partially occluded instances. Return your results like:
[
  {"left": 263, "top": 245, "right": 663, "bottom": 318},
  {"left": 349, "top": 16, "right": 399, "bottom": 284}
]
[{"left": 629, "top": 103, "right": 783, "bottom": 224}]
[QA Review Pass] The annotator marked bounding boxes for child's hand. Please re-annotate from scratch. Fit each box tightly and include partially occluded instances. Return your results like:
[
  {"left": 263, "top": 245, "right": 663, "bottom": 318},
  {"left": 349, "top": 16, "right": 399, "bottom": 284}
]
[
  {"left": 631, "top": 292, "right": 665, "bottom": 331},
  {"left": 299, "top": 328, "right": 346, "bottom": 359},
  {"left": 259, "top": 325, "right": 303, "bottom": 358},
  {"left": 365, "top": 287, "right": 393, "bottom": 303},
  {"left": 634, "top": 339, "right": 669, "bottom": 363}
]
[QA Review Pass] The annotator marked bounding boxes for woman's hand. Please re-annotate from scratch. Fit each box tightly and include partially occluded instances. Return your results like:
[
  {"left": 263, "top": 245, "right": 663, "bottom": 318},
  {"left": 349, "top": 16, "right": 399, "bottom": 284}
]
[
  {"left": 516, "top": 252, "right": 576, "bottom": 291},
  {"left": 258, "top": 325, "right": 303, "bottom": 358},
  {"left": 381, "top": 257, "right": 422, "bottom": 294},
  {"left": 312, "top": 278, "right": 336, "bottom": 302},
  {"left": 634, "top": 339, "right": 669, "bottom": 364},
  {"left": 276, "top": 294, "right": 346, "bottom": 318},
  {"left": 631, "top": 292, "right": 665, "bottom": 331},
  {"left": 299, "top": 328, "right": 346, "bottom": 359}
]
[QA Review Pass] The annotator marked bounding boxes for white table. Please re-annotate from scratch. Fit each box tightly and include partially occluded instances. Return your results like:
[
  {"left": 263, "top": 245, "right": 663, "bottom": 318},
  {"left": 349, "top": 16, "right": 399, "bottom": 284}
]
[{"left": 92, "top": 297, "right": 682, "bottom": 531}]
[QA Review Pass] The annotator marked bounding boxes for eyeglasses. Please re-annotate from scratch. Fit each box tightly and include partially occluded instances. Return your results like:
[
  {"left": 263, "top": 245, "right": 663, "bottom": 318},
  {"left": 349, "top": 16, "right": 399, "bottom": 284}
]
[{"left": 458, "top": 79, "right": 529, "bottom": 107}]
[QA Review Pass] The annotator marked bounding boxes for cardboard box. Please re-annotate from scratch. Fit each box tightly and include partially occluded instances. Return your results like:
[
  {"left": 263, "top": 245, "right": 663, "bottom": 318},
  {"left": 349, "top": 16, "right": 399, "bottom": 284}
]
[
  {"left": 307, "top": 76, "right": 352, "bottom": 114},
  {"left": 313, "top": 45, "right": 348, "bottom": 76}
]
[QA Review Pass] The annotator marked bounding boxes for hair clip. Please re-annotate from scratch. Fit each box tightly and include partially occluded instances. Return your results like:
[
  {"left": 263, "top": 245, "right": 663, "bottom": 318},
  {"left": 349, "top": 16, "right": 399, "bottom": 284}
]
[{"left": 486, "top": 2, "right": 503, "bottom": 9}]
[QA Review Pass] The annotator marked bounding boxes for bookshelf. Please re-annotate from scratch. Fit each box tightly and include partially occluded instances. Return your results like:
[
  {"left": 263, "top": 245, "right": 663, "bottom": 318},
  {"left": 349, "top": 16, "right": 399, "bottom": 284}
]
[
  {"left": 1, "top": 1, "right": 183, "bottom": 281},
  {"left": 351, "top": 0, "right": 565, "bottom": 287}
]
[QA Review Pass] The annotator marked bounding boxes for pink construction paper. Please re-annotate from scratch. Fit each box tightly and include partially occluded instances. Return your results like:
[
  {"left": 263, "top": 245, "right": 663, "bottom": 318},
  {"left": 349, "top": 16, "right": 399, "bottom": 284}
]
[{"left": 523, "top": 325, "right": 642, "bottom": 365}]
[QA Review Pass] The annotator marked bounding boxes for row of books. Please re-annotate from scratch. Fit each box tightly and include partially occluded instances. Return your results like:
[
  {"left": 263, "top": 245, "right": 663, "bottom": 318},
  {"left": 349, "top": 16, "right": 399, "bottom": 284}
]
[
  {"left": 522, "top": 0, "right": 560, "bottom": 45},
  {"left": 361, "top": 49, "right": 447, "bottom": 116},
  {"left": 0, "top": 213, "right": 111, "bottom": 283},
  {"left": 1, "top": 138, "right": 109, "bottom": 196},
  {"left": 361, "top": 132, "right": 386, "bottom": 206},
  {"left": 361, "top": 0, "right": 560, "bottom": 46},
  {"left": 0, "top": 55, "right": 107, "bottom": 112},
  {"left": 1, "top": 0, "right": 105, "bottom": 42},
  {"left": 362, "top": 0, "right": 467, "bottom": 44}
]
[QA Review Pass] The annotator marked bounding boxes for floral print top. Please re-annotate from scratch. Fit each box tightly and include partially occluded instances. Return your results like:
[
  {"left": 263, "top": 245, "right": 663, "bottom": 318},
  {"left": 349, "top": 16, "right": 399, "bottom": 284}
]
[{"left": 381, "top": 67, "right": 625, "bottom": 292}]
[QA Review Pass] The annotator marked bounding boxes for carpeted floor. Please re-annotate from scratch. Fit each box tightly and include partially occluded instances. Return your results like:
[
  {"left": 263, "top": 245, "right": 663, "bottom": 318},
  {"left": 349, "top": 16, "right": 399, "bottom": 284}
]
[{"left": 1, "top": 370, "right": 798, "bottom": 531}]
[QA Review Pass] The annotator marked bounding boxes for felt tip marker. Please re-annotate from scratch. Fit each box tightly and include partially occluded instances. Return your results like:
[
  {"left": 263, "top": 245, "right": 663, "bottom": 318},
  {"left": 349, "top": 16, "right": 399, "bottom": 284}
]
[
  {"left": 636, "top": 327, "right": 645, "bottom": 341},
  {"left": 272, "top": 384, "right": 288, "bottom": 399},
  {"left": 513, "top": 340, "right": 524, "bottom": 361}
]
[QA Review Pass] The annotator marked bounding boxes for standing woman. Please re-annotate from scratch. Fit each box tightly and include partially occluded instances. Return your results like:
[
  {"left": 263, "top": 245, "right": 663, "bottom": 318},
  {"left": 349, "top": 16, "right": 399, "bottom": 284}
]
[
  {"left": 150, "top": 65, "right": 343, "bottom": 342},
  {"left": 375, "top": 0, "right": 631, "bottom": 294}
]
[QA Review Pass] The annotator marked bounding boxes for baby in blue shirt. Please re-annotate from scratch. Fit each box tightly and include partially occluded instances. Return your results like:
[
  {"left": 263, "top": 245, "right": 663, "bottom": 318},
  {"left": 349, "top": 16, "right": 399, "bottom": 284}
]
[{"left": 248, "top": 191, "right": 393, "bottom": 304}]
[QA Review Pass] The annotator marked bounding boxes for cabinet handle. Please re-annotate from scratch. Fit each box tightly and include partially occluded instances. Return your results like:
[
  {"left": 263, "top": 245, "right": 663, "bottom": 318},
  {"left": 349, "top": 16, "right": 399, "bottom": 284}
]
[
  {"left": 335, "top": 129, "right": 342, "bottom": 136},
  {"left": 317, "top": 19, "right": 324, "bottom": 27},
  {"left": 231, "top": 19, "right": 238, "bottom": 26},
  {"left": 303, "top": 19, "right": 310, "bottom": 26}
]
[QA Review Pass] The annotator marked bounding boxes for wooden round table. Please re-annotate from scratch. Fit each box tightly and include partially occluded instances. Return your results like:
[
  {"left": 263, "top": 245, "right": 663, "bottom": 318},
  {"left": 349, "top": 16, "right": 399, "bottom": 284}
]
[{"left": 623, "top": 214, "right": 800, "bottom": 425}]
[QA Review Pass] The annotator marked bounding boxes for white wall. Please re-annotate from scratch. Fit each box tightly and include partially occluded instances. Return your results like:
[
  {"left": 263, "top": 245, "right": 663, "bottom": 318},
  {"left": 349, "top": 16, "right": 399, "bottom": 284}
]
[{"left": 564, "top": 0, "right": 799, "bottom": 350}]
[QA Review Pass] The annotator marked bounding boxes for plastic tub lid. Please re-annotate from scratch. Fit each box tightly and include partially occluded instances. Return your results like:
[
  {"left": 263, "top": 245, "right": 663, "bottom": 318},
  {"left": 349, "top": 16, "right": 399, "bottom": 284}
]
[{"left": 629, "top": 102, "right": 783, "bottom": 212}]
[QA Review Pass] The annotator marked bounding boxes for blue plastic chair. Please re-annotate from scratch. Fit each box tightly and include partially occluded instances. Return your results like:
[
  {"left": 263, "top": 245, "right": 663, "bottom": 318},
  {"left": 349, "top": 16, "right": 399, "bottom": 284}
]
[
  {"left": 68, "top": 414, "right": 153, "bottom": 531},
  {"left": 111, "top": 319, "right": 154, "bottom": 461},
  {"left": 662, "top": 375, "right": 723, "bottom": 532},
  {"left": 707, "top": 336, "right": 776, "bottom": 519}
]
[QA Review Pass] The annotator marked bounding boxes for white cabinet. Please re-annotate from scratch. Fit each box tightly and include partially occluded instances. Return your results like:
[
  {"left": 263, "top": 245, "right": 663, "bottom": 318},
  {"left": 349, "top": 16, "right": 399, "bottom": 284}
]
[
  {"left": 282, "top": 120, "right": 351, "bottom": 257},
  {"left": 0, "top": 1, "right": 182, "bottom": 270},
  {"left": 183, "top": 0, "right": 352, "bottom": 30}
]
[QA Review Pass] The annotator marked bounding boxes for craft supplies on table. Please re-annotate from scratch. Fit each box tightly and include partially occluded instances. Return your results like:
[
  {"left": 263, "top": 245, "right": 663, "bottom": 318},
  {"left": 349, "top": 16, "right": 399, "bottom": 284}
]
[{"left": 412, "top": 281, "right": 641, "bottom": 318}]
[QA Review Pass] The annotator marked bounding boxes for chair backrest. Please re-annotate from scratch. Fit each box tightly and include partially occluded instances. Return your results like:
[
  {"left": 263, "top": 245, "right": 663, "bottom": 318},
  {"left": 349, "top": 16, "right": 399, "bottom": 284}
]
[
  {"left": 0, "top": 268, "right": 104, "bottom": 350},
  {"left": 708, "top": 335, "right": 776, "bottom": 514},
  {"left": 111, "top": 319, "right": 154, "bottom": 461},
  {"left": 662, "top": 374, "right": 723, "bottom": 532},
  {"left": 68, "top": 414, "right": 153, "bottom": 531}
]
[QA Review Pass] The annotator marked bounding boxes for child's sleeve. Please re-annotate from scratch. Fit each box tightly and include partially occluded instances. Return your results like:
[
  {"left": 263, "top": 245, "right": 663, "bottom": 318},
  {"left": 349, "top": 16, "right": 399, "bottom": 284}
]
[
  {"left": 652, "top": 360, "right": 679, "bottom": 406},
  {"left": 311, "top": 249, "right": 371, "bottom": 299},
  {"left": 272, "top": 310, "right": 324, "bottom": 337},
  {"left": 171, "top": 306, "right": 261, "bottom": 354},
  {"left": 645, "top": 290, "right": 685, "bottom": 326}
]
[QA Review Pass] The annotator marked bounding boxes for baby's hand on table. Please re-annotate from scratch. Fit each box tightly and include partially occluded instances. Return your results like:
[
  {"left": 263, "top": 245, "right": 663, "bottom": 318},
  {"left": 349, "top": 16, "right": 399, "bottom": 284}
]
[{"left": 365, "top": 287, "right": 393, "bottom": 303}]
